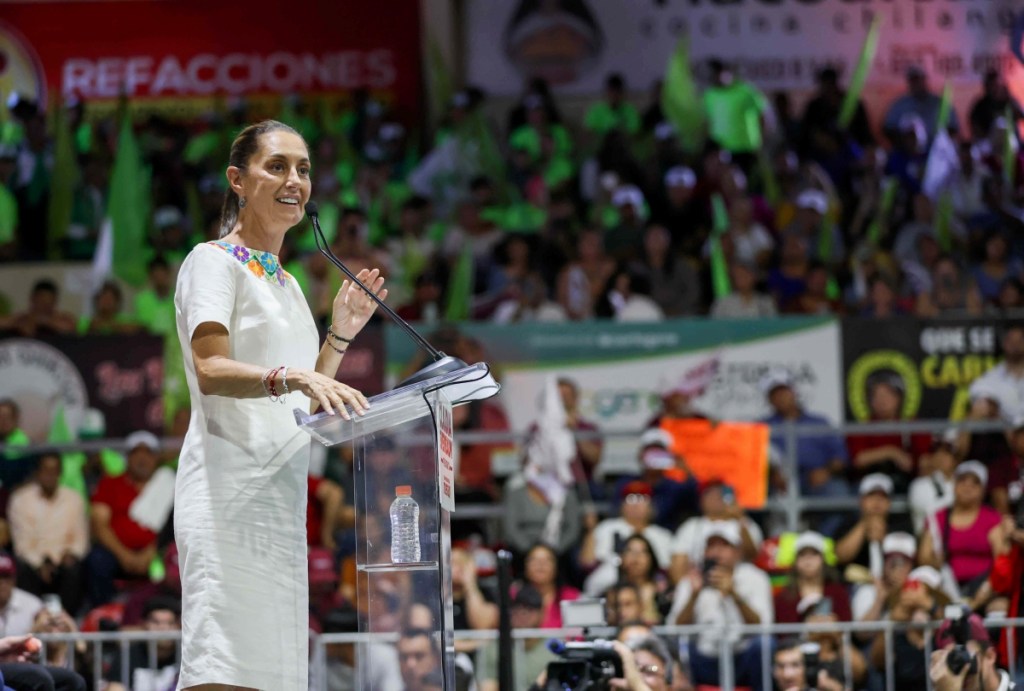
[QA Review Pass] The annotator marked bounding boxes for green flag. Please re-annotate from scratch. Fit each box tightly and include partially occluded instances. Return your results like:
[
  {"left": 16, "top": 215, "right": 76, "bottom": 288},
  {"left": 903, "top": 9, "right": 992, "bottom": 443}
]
[
  {"left": 459, "top": 110, "right": 512, "bottom": 203},
  {"left": 427, "top": 37, "right": 455, "bottom": 127},
  {"left": 839, "top": 16, "right": 881, "bottom": 130},
  {"left": 107, "top": 114, "right": 151, "bottom": 287},
  {"left": 444, "top": 244, "right": 474, "bottom": 321},
  {"left": 866, "top": 177, "right": 899, "bottom": 246},
  {"left": 709, "top": 194, "right": 731, "bottom": 298},
  {"left": 47, "top": 403, "right": 88, "bottom": 498},
  {"left": 936, "top": 81, "right": 953, "bottom": 133},
  {"left": 47, "top": 97, "right": 77, "bottom": 260},
  {"left": 818, "top": 205, "right": 841, "bottom": 300},
  {"left": 661, "top": 36, "right": 705, "bottom": 154},
  {"left": 0, "top": 185, "right": 17, "bottom": 246}
]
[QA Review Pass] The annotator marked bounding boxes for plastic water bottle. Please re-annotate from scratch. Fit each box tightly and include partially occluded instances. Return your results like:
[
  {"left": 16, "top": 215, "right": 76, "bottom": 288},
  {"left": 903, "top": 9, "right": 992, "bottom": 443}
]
[{"left": 390, "top": 486, "right": 421, "bottom": 563}]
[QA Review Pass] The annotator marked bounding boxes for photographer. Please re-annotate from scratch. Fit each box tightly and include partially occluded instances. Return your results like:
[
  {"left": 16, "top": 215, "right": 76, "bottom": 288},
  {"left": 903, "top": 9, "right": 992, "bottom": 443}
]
[
  {"left": 667, "top": 522, "right": 773, "bottom": 691},
  {"left": 929, "top": 613, "right": 1015, "bottom": 691},
  {"left": 771, "top": 638, "right": 843, "bottom": 691},
  {"left": 531, "top": 636, "right": 671, "bottom": 691}
]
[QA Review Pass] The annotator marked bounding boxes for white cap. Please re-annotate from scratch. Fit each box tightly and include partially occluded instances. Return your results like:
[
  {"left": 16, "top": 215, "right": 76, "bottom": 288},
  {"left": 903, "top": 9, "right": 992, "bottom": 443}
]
[
  {"left": 124, "top": 430, "right": 160, "bottom": 453},
  {"left": 640, "top": 428, "right": 673, "bottom": 449},
  {"left": 759, "top": 368, "right": 794, "bottom": 397},
  {"left": 796, "top": 189, "right": 828, "bottom": 215},
  {"left": 882, "top": 531, "right": 917, "bottom": 558},
  {"left": 907, "top": 565, "right": 942, "bottom": 590},
  {"left": 704, "top": 521, "right": 742, "bottom": 547},
  {"left": 612, "top": 185, "right": 645, "bottom": 209},
  {"left": 859, "top": 473, "right": 894, "bottom": 496},
  {"left": 664, "top": 166, "right": 696, "bottom": 189},
  {"left": 794, "top": 531, "right": 827, "bottom": 556},
  {"left": 954, "top": 460, "right": 988, "bottom": 487}
]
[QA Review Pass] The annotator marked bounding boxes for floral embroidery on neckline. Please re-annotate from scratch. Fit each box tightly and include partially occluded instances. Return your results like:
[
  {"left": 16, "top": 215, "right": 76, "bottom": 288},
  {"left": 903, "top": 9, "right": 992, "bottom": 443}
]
[{"left": 208, "top": 241, "right": 291, "bottom": 287}]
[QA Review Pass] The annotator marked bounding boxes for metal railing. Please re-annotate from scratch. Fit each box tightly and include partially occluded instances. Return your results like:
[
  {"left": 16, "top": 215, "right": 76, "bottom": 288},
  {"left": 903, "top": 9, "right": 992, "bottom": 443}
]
[
  {"left": 0, "top": 418, "right": 1008, "bottom": 535},
  {"left": 42, "top": 617, "right": 1019, "bottom": 690},
  {"left": 309, "top": 618, "right": 1023, "bottom": 691}
]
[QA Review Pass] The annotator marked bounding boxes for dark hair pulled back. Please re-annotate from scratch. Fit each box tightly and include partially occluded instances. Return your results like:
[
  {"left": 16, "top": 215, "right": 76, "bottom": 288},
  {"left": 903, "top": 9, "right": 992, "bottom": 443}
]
[{"left": 218, "top": 120, "right": 303, "bottom": 237}]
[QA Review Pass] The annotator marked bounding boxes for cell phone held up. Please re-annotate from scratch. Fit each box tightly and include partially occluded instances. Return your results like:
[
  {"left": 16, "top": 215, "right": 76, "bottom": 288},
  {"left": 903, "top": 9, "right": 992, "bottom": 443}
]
[{"left": 702, "top": 558, "right": 718, "bottom": 581}]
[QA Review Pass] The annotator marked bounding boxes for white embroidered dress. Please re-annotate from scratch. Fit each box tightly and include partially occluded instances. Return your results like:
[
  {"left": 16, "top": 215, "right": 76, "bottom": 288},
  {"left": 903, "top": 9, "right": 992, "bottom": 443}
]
[{"left": 174, "top": 241, "right": 318, "bottom": 690}]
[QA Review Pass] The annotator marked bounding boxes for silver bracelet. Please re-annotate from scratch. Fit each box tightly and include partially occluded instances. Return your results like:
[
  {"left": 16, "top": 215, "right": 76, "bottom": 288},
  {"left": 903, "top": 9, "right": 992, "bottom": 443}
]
[
  {"left": 281, "top": 366, "right": 290, "bottom": 396},
  {"left": 260, "top": 368, "right": 274, "bottom": 398}
]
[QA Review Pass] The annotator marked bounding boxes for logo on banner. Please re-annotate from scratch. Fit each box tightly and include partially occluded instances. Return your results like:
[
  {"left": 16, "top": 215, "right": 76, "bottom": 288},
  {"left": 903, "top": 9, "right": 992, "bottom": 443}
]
[
  {"left": 503, "top": 0, "right": 604, "bottom": 85},
  {"left": 436, "top": 400, "right": 455, "bottom": 512},
  {"left": 0, "top": 21, "right": 46, "bottom": 110},
  {"left": 0, "top": 339, "right": 87, "bottom": 441}
]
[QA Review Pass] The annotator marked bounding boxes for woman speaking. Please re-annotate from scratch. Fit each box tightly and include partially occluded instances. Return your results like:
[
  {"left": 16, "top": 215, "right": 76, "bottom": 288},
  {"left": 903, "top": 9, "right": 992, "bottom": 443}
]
[{"left": 173, "top": 120, "right": 386, "bottom": 690}]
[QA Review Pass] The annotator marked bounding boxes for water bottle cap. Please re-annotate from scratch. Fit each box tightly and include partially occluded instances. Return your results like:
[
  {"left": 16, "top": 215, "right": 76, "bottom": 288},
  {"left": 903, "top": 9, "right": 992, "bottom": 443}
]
[{"left": 395, "top": 485, "right": 412, "bottom": 496}]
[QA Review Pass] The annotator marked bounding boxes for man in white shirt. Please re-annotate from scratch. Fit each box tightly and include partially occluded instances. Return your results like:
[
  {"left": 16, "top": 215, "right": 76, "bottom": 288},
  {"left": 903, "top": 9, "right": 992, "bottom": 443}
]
[
  {"left": 668, "top": 522, "right": 773, "bottom": 691},
  {"left": 0, "top": 552, "right": 41, "bottom": 636},
  {"left": 668, "top": 480, "right": 763, "bottom": 583},
  {"left": 581, "top": 481, "right": 674, "bottom": 596},
  {"left": 971, "top": 325, "right": 1024, "bottom": 421},
  {"left": 908, "top": 431, "right": 957, "bottom": 534},
  {"left": 7, "top": 453, "right": 89, "bottom": 614}
]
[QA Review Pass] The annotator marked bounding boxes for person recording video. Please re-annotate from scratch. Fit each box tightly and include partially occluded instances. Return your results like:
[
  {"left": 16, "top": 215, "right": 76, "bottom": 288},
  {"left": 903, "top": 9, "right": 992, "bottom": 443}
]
[
  {"left": 771, "top": 638, "right": 843, "bottom": 691},
  {"left": 928, "top": 611, "right": 1016, "bottom": 691},
  {"left": 529, "top": 635, "right": 672, "bottom": 691}
]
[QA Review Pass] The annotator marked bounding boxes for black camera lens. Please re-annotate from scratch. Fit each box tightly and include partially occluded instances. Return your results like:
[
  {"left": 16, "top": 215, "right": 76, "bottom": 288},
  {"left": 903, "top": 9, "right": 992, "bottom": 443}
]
[{"left": 946, "top": 645, "right": 975, "bottom": 675}]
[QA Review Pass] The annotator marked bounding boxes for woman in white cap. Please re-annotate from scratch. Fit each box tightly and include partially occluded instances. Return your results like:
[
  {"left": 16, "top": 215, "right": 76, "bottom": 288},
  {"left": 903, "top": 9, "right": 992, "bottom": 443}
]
[
  {"left": 773, "top": 531, "right": 851, "bottom": 624},
  {"left": 918, "top": 460, "right": 1006, "bottom": 611}
]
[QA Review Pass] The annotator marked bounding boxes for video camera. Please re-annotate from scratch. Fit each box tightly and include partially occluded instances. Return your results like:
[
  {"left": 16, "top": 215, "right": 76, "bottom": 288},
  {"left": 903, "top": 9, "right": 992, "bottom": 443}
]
[
  {"left": 943, "top": 605, "right": 978, "bottom": 676},
  {"left": 543, "top": 639, "right": 624, "bottom": 691}
]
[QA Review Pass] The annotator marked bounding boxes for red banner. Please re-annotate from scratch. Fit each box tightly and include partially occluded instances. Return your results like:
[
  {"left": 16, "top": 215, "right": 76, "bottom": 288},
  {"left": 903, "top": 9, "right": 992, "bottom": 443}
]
[{"left": 0, "top": 0, "right": 421, "bottom": 114}]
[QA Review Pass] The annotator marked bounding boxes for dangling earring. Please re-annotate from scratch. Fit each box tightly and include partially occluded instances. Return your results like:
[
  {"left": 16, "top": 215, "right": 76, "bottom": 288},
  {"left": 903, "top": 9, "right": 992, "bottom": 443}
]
[{"left": 239, "top": 197, "right": 247, "bottom": 208}]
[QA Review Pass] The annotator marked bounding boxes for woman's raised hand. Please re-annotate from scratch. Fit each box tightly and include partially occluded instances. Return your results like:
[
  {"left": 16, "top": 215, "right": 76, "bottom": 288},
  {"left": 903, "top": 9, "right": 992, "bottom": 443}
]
[{"left": 332, "top": 268, "right": 387, "bottom": 339}]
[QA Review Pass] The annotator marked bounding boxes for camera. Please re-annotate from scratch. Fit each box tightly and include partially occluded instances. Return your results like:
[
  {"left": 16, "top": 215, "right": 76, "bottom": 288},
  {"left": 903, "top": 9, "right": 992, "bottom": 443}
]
[
  {"left": 544, "top": 639, "right": 624, "bottom": 691},
  {"left": 943, "top": 605, "right": 978, "bottom": 676}
]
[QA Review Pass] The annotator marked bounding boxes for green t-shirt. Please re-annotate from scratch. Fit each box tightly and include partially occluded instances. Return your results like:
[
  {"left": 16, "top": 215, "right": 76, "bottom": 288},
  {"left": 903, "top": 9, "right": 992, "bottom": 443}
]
[
  {"left": 2, "top": 429, "right": 30, "bottom": 459},
  {"left": 702, "top": 81, "right": 767, "bottom": 153},
  {"left": 135, "top": 290, "right": 176, "bottom": 336},
  {"left": 583, "top": 102, "right": 641, "bottom": 136},
  {"left": 509, "top": 124, "right": 573, "bottom": 160},
  {"left": 76, "top": 314, "right": 136, "bottom": 335}
]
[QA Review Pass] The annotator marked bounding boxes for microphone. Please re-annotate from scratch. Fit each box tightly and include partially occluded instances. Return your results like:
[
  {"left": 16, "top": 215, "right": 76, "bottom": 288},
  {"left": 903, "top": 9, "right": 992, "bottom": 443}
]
[{"left": 304, "top": 201, "right": 467, "bottom": 387}]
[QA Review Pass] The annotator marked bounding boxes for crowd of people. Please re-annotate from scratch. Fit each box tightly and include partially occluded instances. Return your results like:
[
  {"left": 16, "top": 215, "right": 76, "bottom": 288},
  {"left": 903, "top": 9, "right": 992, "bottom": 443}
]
[{"left": 0, "top": 54, "right": 1023, "bottom": 690}]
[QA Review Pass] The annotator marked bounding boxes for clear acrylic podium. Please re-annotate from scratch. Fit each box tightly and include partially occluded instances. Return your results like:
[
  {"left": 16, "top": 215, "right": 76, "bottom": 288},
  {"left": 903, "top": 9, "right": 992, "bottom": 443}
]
[{"left": 295, "top": 363, "right": 499, "bottom": 690}]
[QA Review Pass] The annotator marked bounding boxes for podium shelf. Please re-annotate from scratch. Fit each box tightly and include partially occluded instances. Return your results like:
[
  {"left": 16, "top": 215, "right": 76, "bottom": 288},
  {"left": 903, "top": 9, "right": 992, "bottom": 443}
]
[{"left": 358, "top": 560, "right": 439, "bottom": 573}]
